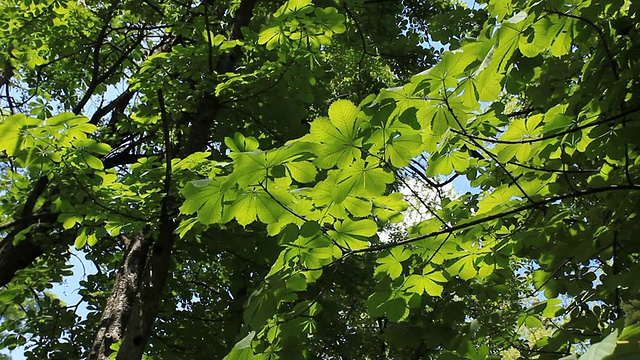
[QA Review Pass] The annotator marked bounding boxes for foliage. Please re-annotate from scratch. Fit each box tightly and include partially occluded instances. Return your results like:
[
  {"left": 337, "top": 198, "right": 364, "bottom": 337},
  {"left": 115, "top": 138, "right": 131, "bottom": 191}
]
[
  {"left": 0, "top": 0, "right": 484, "bottom": 359},
  {"left": 181, "top": 0, "right": 640, "bottom": 358},
  {"left": 1, "top": 0, "right": 640, "bottom": 359}
]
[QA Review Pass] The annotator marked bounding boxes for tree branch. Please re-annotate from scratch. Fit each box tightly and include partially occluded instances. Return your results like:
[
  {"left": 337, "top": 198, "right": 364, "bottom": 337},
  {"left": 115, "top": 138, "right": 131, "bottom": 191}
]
[{"left": 352, "top": 184, "right": 640, "bottom": 254}]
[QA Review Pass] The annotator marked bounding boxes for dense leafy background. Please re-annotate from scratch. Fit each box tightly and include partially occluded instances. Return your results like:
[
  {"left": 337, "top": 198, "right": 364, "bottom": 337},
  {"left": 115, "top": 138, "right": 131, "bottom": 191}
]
[{"left": 1, "top": 0, "right": 640, "bottom": 359}]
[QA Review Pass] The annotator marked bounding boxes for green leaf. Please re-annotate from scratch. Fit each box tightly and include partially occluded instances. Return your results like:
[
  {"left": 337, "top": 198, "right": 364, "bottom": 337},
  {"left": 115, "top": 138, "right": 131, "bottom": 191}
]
[
  {"left": 332, "top": 158, "right": 394, "bottom": 203},
  {"left": 81, "top": 153, "right": 104, "bottom": 170},
  {"left": 0, "top": 114, "right": 41, "bottom": 156},
  {"left": 180, "top": 178, "right": 226, "bottom": 224},
  {"left": 329, "top": 100, "right": 359, "bottom": 136},
  {"left": 578, "top": 331, "right": 617, "bottom": 360},
  {"left": 530, "top": 15, "right": 575, "bottom": 57},
  {"left": 228, "top": 151, "right": 269, "bottom": 187},
  {"left": 386, "top": 133, "right": 422, "bottom": 167},
  {"left": 421, "top": 48, "right": 478, "bottom": 89},
  {"left": 58, "top": 213, "right": 83, "bottom": 230},
  {"left": 375, "top": 247, "right": 411, "bottom": 279},
  {"left": 543, "top": 105, "right": 571, "bottom": 133},
  {"left": 75, "top": 228, "right": 88, "bottom": 249},
  {"left": 426, "top": 151, "right": 470, "bottom": 176},
  {"left": 377, "top": 83, "right": 424, "bottom": 118},
  {"left": 105, "top": 223, "right": 123, "bottom": 236},
  {"left": 403, "top": 267, "right": 448, "bottom": 296},
  {"left": 229, "top": 190, "right": 259, "bottom": 226},
  {"left": 417, "top": 102, "right": 452, "bottom": 136},
  {"left": 258, "top": 26, "right": 286, "bottom": 50},
  {"left": 314, "top": 7, "right": 346, "bottom": 34},
  {"left": 87, "top": 232, "right": 98, "bottom": 246},
  {"left": 476, "top": 184, "right": 519, "bottom": 215},
  {"left": 619, "top": 325, "right": 640, "bottom": 342},
  {"left": 228, "top": 183, "right": 289, "bottom": 227},
  {"left": 447, "top": 255, "right": 478, "bottom": 280},
  {"left": 285, "top": 161, "right": 317, "bottom": 183},
  {"left": 75, "top": 139, "right": 111, "bottom": 155},
  {"left": 366, "top": 290, "right": 409, "bottom": 322},
  {"left": 372, "top": 193, "right": 408, "bottom": 223},
  {"left": 541, "top": 298, "right": 563, "bottom": 318},
  {"left": 224, "top": 332, "right": 259, "bottom": 360},
  {"left": 473, "top": 69, "right": 502, "bottom": 102},
  {"left": 488, "top": 0, "right": 514, "bottom": 21},
  {"left": 306, "top": 117, "right": 361, "bottom": 169},
  {"left": 335, "top": 218, "right": 378, "bottom": 237},
  {"left": 329, "top": 218, "right": 377, "bottom": 250},
  {"left": 225, "top": 132, "right": 260, "bottom": 153},
  {"left": 274, "top": 0, "right": 312, "bottom": 16},
  {"left": 285, "top": 273, "right": 307, "bottom": 291},
  {"left": 341, "top": 195, "right": 373, "bottom": 218},
  {"left": 46, "top": 112, "right": 88, "bottom": 126},
  {"left": 0, "top": 289, "right": 20, "bottom": 305},
  {"left": 304, "top": 100, "right": 363, "bottom": 169},
  {"left": 490, "top": 13, "right": 528, "bottom": 72}
]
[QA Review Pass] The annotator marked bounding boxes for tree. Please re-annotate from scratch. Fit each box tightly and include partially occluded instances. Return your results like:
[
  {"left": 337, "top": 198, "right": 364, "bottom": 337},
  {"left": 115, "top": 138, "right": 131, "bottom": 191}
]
[
  {"left": 2, "top": 0, "right": 640, "bottom": 359},
  {"left": 0, "top": 0, "right": 483, "bottom": 359},
  {"left": 181, "top": 0, "right": 640, "bottom": 358}
]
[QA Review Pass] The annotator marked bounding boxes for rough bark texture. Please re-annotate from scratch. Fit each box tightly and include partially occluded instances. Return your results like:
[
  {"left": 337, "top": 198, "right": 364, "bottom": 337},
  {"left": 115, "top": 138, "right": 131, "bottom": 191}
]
[
  {"left": 0, "top": 55, "right": 13, "bottom": 88},
  {"left": 88, "top": 233, "right": 152, "bottom": 360},
  {"left": 108, "top": 1, "right": 259, "bottom": 357},
  {"left": 115, "top": 220, "right": 177, "bottom": 360},
  {"left": 115, "top": 88, "right": 178, "bottom": 359},
  {"left": 99, "top": 1, "right": 259, "bottom": 357}
]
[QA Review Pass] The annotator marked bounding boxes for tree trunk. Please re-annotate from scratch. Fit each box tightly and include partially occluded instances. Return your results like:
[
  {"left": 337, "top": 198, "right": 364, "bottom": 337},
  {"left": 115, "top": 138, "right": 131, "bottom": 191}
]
[
  {"left": 89, "top": 0, "right": 259, "bottom": 358},
  {"left": 0, "top": 177, "right": 51, "bottom": 287},
  {"left": 115, "top": 221, "right": 176, "bottom": 360},
  {"left": 88, "top": 233, "right": 152, "bottom": 360}
]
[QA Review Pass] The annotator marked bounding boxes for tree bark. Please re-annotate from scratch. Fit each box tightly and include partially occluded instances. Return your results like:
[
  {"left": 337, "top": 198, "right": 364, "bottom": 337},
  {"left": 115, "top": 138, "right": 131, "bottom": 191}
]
[
  {"left": 185, "top": 0, "right": 259, "bottom": 155},
  {"left": 0, "top": 177, "right": 51, "bottom": 287},
  {"left": 88, "top": 233, "right": 152, "bottom": 360},
  {"left": 0, "top": 233, "right": 44, "bottom": 287},
  {"left": 97, "top": 0, "right": 260, "bottom": 357},
  {"left": 6, "top": 0, "right": 265, "bottom": 357},
  {"left": 115, "top": 220, "right": 176, "bottom": 360}
]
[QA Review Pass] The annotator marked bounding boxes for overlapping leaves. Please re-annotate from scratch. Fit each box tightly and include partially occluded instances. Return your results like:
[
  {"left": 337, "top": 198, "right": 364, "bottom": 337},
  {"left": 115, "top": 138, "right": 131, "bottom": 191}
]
[{"left": 180, "top": 0, "right": 640, "bottom": 357}]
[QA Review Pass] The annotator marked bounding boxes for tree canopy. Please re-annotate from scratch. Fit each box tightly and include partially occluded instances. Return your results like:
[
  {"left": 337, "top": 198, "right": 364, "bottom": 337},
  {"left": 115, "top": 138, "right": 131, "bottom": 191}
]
[{"left": 1, "top": 0, "right": 640, "bottom": 359}]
